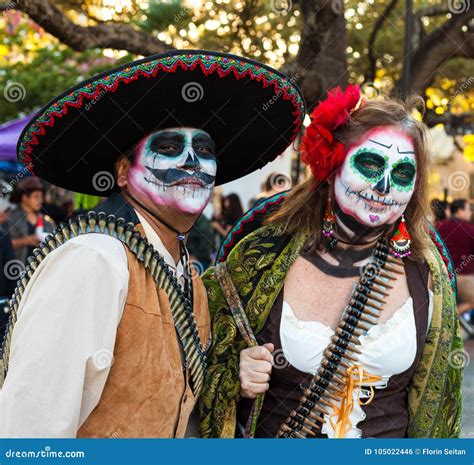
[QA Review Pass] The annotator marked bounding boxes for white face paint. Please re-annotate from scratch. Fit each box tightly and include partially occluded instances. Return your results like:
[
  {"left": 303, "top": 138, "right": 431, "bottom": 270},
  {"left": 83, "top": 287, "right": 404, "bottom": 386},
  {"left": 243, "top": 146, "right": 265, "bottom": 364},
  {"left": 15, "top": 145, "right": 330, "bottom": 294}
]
[
  {"left": 334, "top": 126, "right": 416, "bottom": 226},
  {"left": 128, "top": 127, "right": 217, "bottom": 215}
]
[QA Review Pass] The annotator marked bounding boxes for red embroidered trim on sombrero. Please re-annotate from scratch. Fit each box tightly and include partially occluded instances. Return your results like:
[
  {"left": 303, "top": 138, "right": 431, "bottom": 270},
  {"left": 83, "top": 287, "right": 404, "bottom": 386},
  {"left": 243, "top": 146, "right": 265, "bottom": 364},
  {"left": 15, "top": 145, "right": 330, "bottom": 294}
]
[
  {"left": 19, "top": 54, "right": 305, "bottom": 171},
  {"left": 217, "top": 192, "right": 286, "bottom": 263}
]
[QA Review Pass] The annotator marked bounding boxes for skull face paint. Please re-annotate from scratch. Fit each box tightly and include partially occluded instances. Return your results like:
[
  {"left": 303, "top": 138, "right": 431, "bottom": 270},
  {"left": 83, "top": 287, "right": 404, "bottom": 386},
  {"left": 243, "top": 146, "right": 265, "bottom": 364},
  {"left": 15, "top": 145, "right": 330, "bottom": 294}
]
[
  {"left": 128, "top": 127, "right": 217, "bottom": 215},
  {"left": 334, "top": 126, "right": 416, "bottom": 226}
]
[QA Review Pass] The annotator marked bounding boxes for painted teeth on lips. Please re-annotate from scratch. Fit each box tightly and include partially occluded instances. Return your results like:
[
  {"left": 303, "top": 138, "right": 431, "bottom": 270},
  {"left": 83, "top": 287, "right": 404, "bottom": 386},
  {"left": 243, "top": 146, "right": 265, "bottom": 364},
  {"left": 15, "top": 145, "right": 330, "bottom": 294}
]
[{"left": 359, "top": 193, "right": 398, "bottom": 207}]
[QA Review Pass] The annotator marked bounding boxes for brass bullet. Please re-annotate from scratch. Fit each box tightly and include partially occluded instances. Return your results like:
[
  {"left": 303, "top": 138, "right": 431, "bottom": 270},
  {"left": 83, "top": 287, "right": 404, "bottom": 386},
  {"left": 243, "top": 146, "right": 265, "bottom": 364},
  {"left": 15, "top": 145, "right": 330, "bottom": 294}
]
[
  {"left": 107, "top": 216, "right": 116, "bottom": 237},
  {"left": 60, "top": 225, "right": 71, "bottom": 241},
  {"left": 116, "top": 219, "right": 125, "bottom": 240},
  {"left": 383, "top": 262, "right": 404, "bottom": 274},
  {"left": 87, "top": 212, "right": 97, "bottom": 232},
  {"left": 335, "top": 327, "right": 360, "bottom": 345},
  {"left": 69, "top": 220, "right": 78, "bottom": 237},
  {"left": 321, "top": 358, "right": 347, "bottom": 378},
  {"left": 373, "top": 276, "right": 393, "bottom": 289},
  {"left": 97, "top": 213, "right": 107, "bottom": 233},
  {"left": 78, "top": 215, "right": 87, "bottom": 234}
]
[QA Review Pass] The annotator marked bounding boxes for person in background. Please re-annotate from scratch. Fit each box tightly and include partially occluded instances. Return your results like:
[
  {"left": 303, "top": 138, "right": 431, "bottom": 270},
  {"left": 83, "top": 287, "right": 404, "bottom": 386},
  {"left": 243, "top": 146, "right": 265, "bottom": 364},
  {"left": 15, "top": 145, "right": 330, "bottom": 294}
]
[
  {"left": 41, "top": 187, "right": 71, "bottom": 225},
  {"left": 0, "top": 210, "right": 8, "bottom": 225},
  {"left": 437, "top": 198, "right": 474, "bottom": 312},
  {"left": 0, "top": 226, "right": 17, "bottom": 340},
  {"left": 249, "top": 172, "right": 292, "bottom": 208},
  {"left": 187, "top": 213, "right": 214, "bottom": 271},
  {"left": 430, "top": 199, "right": 450, "bottom": 228},
  {"left": 5, "top": 177, "right": 55, "bottom": 264},
  {"left": 212, "top": 193, "right": 243, "bottom": 239}
]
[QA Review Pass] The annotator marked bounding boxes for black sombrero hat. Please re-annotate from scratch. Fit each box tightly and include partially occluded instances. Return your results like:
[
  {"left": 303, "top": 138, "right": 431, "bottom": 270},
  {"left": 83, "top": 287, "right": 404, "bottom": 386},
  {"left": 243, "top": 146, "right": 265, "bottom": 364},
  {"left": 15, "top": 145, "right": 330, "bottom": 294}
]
[{"left": 18, "top": 50, "right": 305, "bottom": 196}]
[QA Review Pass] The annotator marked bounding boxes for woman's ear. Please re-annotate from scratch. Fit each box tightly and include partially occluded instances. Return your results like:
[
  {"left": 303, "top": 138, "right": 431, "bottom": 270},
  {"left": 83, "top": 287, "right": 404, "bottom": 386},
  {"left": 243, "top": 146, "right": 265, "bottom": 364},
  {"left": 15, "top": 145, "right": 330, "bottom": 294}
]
[{"left": 115, "top": 155, "right": 130, "bottom": 188}]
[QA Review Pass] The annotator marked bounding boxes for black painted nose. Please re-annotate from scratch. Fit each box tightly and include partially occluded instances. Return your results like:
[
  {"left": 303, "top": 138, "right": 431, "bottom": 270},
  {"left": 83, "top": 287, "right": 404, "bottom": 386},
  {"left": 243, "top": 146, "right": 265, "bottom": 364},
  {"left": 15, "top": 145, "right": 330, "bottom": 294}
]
[
  {"left": 182, "top": 152, "right": 201, "bottom": 171},
  {"left": 372, "top": 174, "right": 390, "bottom": 194}
]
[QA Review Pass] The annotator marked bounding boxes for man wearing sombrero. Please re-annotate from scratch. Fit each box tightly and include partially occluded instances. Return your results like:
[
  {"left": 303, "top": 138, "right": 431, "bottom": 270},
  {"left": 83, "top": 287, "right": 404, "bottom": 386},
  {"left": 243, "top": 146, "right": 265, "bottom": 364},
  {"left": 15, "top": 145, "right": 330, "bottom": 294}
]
[{"left": 0, "top": 50, "right": 305, "bottom": 438}]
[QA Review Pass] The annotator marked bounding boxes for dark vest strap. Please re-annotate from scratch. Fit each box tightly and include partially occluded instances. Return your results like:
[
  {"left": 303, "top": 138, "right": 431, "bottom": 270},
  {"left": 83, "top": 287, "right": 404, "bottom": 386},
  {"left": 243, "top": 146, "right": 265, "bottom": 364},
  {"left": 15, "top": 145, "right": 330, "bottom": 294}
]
[
  {"left": 404, "top": 258, "right": 430, "bottom": 363},
  {"left": 93, "top": 192, "right": 139, "bottom": 225}
]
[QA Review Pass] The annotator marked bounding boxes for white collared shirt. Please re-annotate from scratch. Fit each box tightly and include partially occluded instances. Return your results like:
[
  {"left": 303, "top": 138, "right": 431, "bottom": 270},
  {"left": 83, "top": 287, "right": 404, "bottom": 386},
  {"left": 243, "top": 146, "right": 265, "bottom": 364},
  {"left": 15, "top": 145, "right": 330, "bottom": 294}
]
[{"left": 0, "top": 210, "right": 183, "bottom": 437}]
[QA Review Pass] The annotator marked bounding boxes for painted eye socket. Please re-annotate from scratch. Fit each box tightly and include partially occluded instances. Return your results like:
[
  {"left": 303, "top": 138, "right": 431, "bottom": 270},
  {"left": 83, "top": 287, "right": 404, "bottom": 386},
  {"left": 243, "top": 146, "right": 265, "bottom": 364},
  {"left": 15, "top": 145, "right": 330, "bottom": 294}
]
[
  {"left": 194, "top": 145, "right": 215, "bottom": 158},
  {"left": 351, "top": 151, "right": 386, "bottom": 180},
  {"left": 391, "top": 162, "right": 416, "bottom": 187},
  {"left": 361, "top": 160, "right": 379, "bottom": 170},
  {"left": 158, "top": 144, "right": 179, "bottom": 152},
  {"left": 149, "top": 141, "right": 183, "bottom": 157}
]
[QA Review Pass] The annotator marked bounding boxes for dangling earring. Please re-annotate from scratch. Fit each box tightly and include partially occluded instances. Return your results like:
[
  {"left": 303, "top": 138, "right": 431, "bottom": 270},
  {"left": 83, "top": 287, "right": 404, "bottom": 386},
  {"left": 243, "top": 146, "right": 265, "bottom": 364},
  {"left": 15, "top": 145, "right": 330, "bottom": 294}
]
[
  {"left": 322, "top": 196, "right": 337, "bottom": 251},
  {"left": 390, "top": 215, "right": 411, "bottom": 258}
]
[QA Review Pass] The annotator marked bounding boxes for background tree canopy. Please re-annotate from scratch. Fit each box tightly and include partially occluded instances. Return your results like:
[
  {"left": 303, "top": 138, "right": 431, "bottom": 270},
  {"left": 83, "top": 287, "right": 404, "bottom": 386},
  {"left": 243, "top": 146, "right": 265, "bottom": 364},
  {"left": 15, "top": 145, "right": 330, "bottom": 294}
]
[{"left": 0, "top": 0, "right": 472, "bottom": 130}]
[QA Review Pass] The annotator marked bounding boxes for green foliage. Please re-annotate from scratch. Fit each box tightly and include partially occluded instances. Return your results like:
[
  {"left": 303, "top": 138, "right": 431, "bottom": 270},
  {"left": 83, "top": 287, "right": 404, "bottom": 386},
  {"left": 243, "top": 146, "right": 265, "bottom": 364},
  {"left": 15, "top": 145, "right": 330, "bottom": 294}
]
[
  {"left": 140, "top": 0, "right": 192, "bottom": 32},
  {"left": 0, "top": 42, "right": 133, "bottom": 122}
]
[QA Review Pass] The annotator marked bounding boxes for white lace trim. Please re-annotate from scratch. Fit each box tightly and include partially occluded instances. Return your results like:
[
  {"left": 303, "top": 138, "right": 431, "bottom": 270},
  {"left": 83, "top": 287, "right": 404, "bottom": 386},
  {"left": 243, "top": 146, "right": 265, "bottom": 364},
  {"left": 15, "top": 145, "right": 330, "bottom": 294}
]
[{"left": 279, "top": 291, "right": 436, "bottom": 438}]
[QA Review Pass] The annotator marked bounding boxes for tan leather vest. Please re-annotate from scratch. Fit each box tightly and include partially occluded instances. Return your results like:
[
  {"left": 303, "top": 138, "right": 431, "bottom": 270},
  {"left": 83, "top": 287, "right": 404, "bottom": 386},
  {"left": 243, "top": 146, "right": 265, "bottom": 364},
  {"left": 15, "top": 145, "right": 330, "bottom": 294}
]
[{"left": 77, "top": 225, "right": 210, "bottom": 438}]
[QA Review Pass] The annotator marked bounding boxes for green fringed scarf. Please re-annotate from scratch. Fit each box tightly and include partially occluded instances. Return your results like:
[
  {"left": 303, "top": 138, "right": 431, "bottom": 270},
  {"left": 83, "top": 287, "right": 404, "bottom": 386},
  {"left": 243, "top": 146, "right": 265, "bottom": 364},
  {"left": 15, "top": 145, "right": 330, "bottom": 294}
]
[{"left": 199, "top": 222, "right": 463, "bottom": 438}]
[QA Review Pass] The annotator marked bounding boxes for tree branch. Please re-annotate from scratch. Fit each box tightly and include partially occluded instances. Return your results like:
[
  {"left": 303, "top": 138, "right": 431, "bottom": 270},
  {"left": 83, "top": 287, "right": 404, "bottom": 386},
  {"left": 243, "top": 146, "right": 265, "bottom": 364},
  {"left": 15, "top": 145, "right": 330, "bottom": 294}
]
[
  {"left": 396, "top": 5, "right": 473, "bottom": 95},
  {"left": 366, "top": 0, "right": 398, "bottom": 83},
  {"left": 414, "top": 6, "right": 451, "bottom": 18},
  {"left": 13, "top": 0, "right": 173, "bottom": 55}
]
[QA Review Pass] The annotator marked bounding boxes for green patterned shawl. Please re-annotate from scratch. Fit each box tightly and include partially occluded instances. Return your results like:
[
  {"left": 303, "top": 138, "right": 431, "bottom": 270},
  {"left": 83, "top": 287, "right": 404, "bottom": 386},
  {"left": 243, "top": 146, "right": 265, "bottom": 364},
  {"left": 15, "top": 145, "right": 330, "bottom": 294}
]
[{"left": 199, "top": 222, "right": 463, "bottom": 438}]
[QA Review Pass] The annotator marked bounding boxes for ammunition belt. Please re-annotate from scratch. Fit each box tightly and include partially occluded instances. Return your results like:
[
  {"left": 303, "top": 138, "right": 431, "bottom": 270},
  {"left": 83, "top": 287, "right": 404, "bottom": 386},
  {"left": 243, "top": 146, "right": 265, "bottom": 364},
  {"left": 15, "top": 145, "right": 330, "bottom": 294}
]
[
  {"left": 276, "top": 239, "right": 404, "bottom": 438},
  {"left": 0, "top": 211, "right": 209, "bottom": 396}
]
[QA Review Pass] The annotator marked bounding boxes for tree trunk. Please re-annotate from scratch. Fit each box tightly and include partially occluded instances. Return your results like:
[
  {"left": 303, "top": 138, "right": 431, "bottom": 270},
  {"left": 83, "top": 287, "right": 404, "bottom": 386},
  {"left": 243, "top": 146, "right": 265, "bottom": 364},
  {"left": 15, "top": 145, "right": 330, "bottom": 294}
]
[
  {"left": 395, "top": 5, "right": 473, "bottom": 96},
  {"left": 283, "top": 0, "right": 348, "bottom": 110}
]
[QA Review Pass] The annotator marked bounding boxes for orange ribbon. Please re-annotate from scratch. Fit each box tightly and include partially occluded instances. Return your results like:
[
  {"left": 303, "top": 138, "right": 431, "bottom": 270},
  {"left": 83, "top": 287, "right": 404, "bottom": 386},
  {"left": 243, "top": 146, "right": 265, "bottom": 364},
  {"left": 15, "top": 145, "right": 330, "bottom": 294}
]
[{"left": 330, "top": 365, "right": 382, "bottom": 438}]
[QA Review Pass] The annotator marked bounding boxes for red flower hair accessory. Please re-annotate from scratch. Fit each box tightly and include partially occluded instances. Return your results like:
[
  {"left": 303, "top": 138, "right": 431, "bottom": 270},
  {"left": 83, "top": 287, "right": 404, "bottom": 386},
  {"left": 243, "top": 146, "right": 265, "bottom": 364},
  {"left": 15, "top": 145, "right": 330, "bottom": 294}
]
[{"left": 300, "top": 84, "right": 362, "bottom": 183}]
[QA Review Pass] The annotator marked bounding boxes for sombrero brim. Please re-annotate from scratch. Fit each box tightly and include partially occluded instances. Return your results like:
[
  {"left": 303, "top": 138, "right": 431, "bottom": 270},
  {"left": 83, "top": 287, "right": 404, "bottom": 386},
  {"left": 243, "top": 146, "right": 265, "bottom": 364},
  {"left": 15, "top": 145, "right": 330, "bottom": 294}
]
[{"left": 18, "top": 50, "right": 305, "bottom": 196}]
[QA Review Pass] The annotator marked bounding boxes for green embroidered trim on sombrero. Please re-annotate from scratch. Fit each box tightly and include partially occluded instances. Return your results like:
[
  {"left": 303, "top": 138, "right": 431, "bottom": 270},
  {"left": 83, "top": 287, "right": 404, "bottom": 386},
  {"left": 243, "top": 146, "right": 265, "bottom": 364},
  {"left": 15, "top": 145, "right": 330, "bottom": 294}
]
[{"left": 18, "top": 53, "right": 305, "bottom": 167}]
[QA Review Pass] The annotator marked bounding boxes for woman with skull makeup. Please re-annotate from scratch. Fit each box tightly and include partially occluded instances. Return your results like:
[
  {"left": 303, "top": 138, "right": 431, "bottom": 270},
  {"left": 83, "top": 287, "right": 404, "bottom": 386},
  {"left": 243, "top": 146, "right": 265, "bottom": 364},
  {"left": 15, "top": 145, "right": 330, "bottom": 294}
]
[{"left": 199, "top": 86, "right": 463, "bottom": 439}]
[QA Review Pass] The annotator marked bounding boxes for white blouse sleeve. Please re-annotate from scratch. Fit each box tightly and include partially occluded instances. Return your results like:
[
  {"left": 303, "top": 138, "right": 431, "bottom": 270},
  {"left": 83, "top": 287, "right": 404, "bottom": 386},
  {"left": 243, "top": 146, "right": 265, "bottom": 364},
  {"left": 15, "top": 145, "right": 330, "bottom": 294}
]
[{"left": 0, "top": 234, "right": 128, "bottom": 438}]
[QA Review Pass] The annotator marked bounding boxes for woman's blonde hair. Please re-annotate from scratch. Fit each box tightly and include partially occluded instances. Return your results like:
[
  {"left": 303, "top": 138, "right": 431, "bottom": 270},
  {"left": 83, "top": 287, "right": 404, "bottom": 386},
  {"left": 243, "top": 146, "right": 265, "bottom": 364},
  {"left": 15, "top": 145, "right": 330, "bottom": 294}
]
[{"left": 268, "top": 95, "right": 431, "bottom": 261}]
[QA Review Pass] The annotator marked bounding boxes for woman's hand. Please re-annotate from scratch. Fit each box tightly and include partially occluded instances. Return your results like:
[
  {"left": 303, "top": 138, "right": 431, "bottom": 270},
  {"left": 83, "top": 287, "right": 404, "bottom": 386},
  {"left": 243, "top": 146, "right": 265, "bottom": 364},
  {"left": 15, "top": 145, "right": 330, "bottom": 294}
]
[{"left": 239, "top": 343, "right": 274, "bottom": 399}]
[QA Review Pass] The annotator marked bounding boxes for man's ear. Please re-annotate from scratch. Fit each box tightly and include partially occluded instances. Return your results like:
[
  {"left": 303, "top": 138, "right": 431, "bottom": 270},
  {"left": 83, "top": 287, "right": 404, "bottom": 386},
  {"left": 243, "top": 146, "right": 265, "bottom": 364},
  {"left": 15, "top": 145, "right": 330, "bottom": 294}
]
[{"left": 115, "top": 155, "right": 130, "bottom": 188}]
